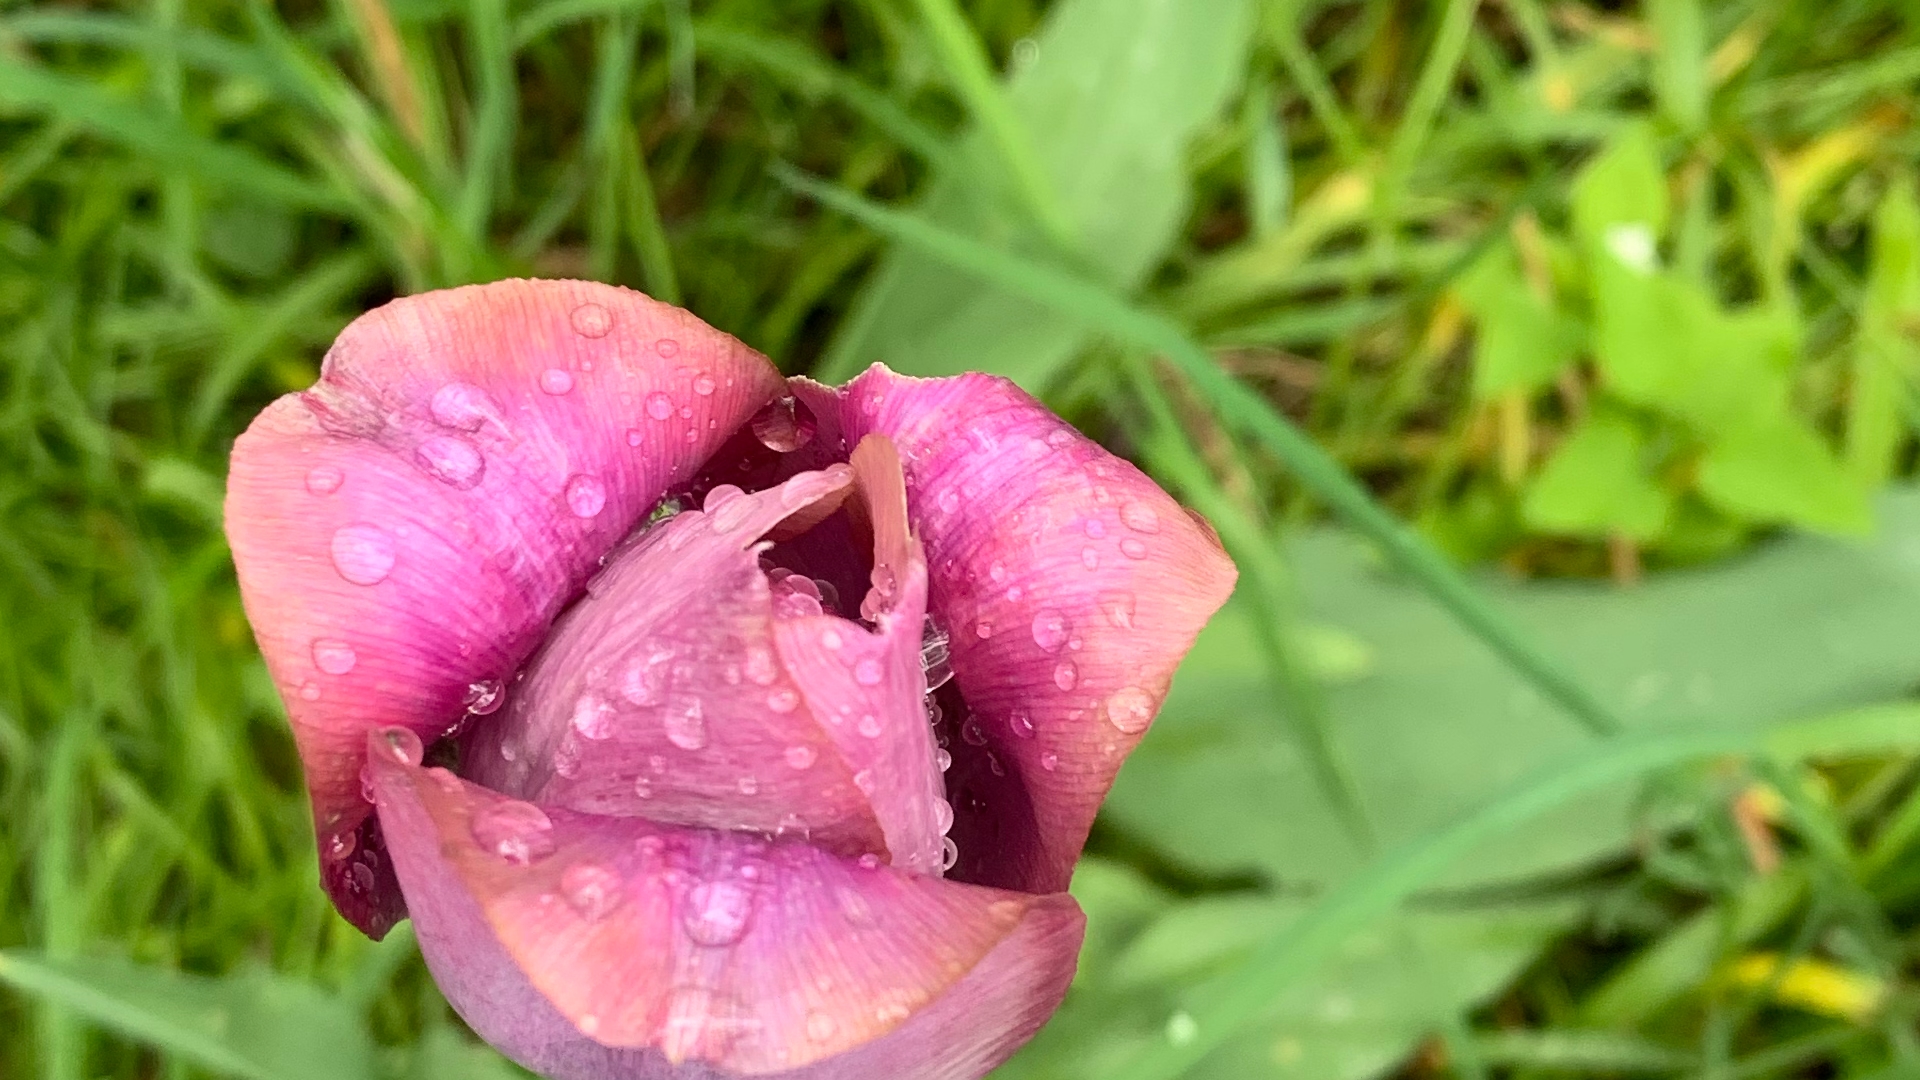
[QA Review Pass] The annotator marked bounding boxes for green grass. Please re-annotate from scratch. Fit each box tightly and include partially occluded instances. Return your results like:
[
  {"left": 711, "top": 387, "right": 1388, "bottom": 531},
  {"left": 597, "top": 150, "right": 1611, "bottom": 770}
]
[{"left": 2, "top": 1, "right": 1920, "bottom": 1078}]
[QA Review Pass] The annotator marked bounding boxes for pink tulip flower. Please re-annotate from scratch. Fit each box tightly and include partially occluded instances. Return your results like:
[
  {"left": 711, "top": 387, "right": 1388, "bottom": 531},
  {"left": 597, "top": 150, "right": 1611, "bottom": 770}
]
[{"left": 225, "top": 280, "right": 1235, "bottom": 1079}]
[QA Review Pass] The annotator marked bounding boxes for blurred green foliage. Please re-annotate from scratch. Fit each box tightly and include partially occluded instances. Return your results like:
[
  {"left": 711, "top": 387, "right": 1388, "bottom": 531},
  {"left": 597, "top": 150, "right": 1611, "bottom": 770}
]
[{"left": 3, "top": 0, "right": 1920, "bottom": 1078}]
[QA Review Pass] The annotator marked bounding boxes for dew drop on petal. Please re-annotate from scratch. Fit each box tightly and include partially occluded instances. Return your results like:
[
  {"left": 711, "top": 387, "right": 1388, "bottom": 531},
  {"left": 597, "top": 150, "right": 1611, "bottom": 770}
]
[
  {"left": 1081, "top": 546, "right": 1101, "bottom": 570},
  {"left": 561, "top": 862, "right": 621, "bottom": 920},
  {"left": 1106, "top": 685, "right": 1156, "bottom": 734},
  {"left": 646, "top": 392, "right": 675, "bottom": 421},
  {"left": 565, "top": 474, "right": 607, "bottom": 518},
  {"left": 634, "top": 776, "right": 652, "bottom": 798},
  {"left": 937, "top": 487, "right": 961, "bottom": 514},
  {"left": 1121, "top": 537, "right": 1150, "bottom": 560},
  {"left": 626, "top": 428, "right": 643, "bottom": 447},
  {"left": 683, "top": 879, "right": 754, "bottom": 946},
  {"left": 414, "top": 435, "right": 485, "bottom": 489},
  {"left": 571, "top": 692, "right": 616, "bottom": 739},
  {"left": 1053, "top": 660, "right": 1079, "bottom": 691},
  {"left": 941, "top": 837, "right": 959, "bottom": 872},
  {"left": 378, "top": 727, "right": 423, "bottom": 766},
  {"left": 330, "top": 524, "right": 395, "bottom": 585},
  {"left": 853, "top": 769, "right": 875, "bottom": 794},
  {"left": 974, "top": 619, "right": 994, "bottom": 640},
  {"left": 570, "top": 302, "right": 612, "bottom": 338},
  {"left": 656, "top": 337, "right": 681, "bottom": 358},
  {"left": 737, "top": 775, "right": 759, "bottom": 796},
  {"left": 1083, "top": 518, "right": 1107, "bottom": 539},
  {"left": 471, "top": 800, "right": 556, "bottom": 865},
  {"left": 1046, "top": 428, "right": 1075, "bottom": 449},
  {"left": 430, "top": 382, "right": 495, "bottom": 431},
  {"left": 857, "top": 714, "right": 882, "bottom": 738},
  {"left": 1040, "top": 751, "right": 1060, "bottom": 771},
  {"left": 806, "top": 1011, "right": 837, "bottom": 1044},
  {"left": 465, "top": 679, "right": 506, "bottom": 715},
  {"left": 933, "top": 797, "right": 954, "bottom": 834},
  {"left": 961, "top": 715, "right": 988, "bottom": 746},
  {"left": 665, "top": 699, "right": 707, "bottom": 750},
  {"left": 312, "top": 638, "right": 357, "bottom": 675},
  {"left": 853, "top": 658, "right": 884, "bottom": 686},
  {"left": 1101, "top": 591, "right": 1136, "bottom": 629},
  {"left": 1007, "top": 712, "right": 1036, "bottom": 739},
  {"left": 326, "top": 831, "right": 357, "bottom": 861},
  {"left": 784, "top": 745, "right": 816, "bottom": 770},
  {"left": 935, "top": 747, "right": 952, "bottom": 771},
  {"left": 1030, "top": 609, "right": 1070, "bottom": 652},
  {"left": 766, "top": 688, "right": 799, "bottom": 714},
  {"left": 1121, "top": 501, "right": 1162, "bottom": 534},
  {"left": 692, "top": 372, "right": 716, "bottom": 396},
  {"left": 540, "top": 368, "right": 574, "bottom": 395},
  {"left": 305, "top": 465, "right": 343, "bottom": 495}
]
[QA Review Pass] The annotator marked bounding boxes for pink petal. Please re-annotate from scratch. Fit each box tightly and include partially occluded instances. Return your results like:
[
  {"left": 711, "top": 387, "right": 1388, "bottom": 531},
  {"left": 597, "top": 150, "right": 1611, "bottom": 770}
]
[
  {"left": 225, "top": 280, "right": 783, "bottom": 934},
  {"left": 791, "top": 368, "right": 1236, "bottom": 894},
  {"left": 367, "top": 732, "right": 1084, "bottom": 1078},
  {"left": 462, "top": 453, "right": 943, "bottom": 872}
]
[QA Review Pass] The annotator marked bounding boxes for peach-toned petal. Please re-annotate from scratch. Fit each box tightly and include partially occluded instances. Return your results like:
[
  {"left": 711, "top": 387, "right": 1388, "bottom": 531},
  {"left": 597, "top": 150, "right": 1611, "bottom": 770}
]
[
  {"left": 368, "top": 734, "right": 1083, "bottom": 1078},
  {"left": 225, "top": 280, "right": 783, "bottom": 934},
  {"left": 792, "top": 368, "right": 1236, "bottom": 894}
]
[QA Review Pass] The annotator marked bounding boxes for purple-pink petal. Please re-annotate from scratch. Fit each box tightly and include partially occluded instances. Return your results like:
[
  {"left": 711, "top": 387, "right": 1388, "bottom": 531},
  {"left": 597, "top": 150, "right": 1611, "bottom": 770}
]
[
  {"left": 225, "top": 280, "right": 783, "bottom": 934},
  {"left": 368, "top": 732, "right": 1084, "bottom": 1078},
  {"left": 792, "top": 367, "right": 1237, "bottom": 894}
]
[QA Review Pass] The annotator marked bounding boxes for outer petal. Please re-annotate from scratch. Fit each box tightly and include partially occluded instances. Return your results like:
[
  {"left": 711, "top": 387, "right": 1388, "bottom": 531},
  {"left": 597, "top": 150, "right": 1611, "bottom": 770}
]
[
  {"left": 794, "top": 367, "right": 1237, "bottom": 894},
  {"left": 225, "top": 280, "right": 783, "bottom": 934},
  {"left": 368, "top": 734, "right": 1084, "bottom": 1079}
]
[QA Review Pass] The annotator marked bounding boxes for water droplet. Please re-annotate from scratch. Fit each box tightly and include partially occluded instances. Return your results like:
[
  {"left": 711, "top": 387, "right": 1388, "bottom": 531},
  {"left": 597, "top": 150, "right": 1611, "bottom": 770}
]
[
  {"left": 1046, "top": 428, "right": 1075, "bottom": 449},
  {"left": 330, "top": 524, "right": 396, "bottom": 586},
  {"left": 466, "top": 679, "right": 506, "bottom": 715},
  {"left": 1008, "top": 712, "right": 1035, "bottom": 739},
  {"left": 552, "top": 737, "right": 583, "bottom": 778},
  {"left": 821, "top": 628, "right": 843, "bottom": 650},
  {"left": 989, "top": 562, "right": 1008, "bottom": 585},
  {"left": 1100, "top": 591, "right": 1136, "bottom": 629},
  {"left": 806, "top": 1011, "right": 837, "bottom": 1044},
  {"left": 937, "top": 487, "right": 960, "bottom": 514},
  {"left": 414, "top": 435, "right": 485, "bottom": 489},
  {"left": 857, "top": 712, "right": 882, "bottom": 738},
  {"left": 312, "top": 638, "right": 357, "bottom": 675},
  {"left": 1040, "top": 751, "right": 1060, "bottom": 771},
  {"left": 561, "top": 862, "right": 621, "bottom": 919},
  {"left": 761, "top": 686, "right": 800, "bottom": 715},
  {"left": 565, "top": 474, "right": 607, "bottom": 518},
  {"left": 784, "top": 745, "right": 816, "bottom": 770},
  {"left": 626, "top": 428, "right": 643, "bottom": 447},
  {"left": 1121, "top": 537, "right": 1149, "bottom": 560},
  {"left": 683, "top": 879, "right": 754, "bottom": 946},
  {"left": 961, "top": 715, "right": 988, "bottom": 745},
  {"left": 430, "top": 382, "right": 495, "bottom": 431},
  {"left": 711, "top": 493, "right": 755, "bottom": 533},
  {"left": 656, "top": 337, "right": 681, "bottom": 358},
  {"left": 305, "top": 465, "right": 343, "bottom": 495},
  {"left": 570, "top": 302, "right": 612, "bottom": 338},
  {"left": 646, "top": 392, "right": 674, "bottom": 420},
  {"left": 744, "top": 645, "right": 778, "bottom": 686},
  {"left": 634, "top": 776, "right": 652, "bottom": 798},
  {"left": 1053, "top": 661, "right": 1079, "bottom": 691},
  {"left": 933, "top": 797, "right": 954, "bottom": 833},
  {"left": 853, "top": 658, "right": 884, "bottom": 686},
  {"left": 620, "top": 652, "right": 669, "bottom": 705},
  {"left": 1030, "top": 609, "right": 1070, "bottom": 652},
  {"left": 940, "top": 837, "right": 959, "bottom": 872},
  {"left": 737, "top": 775, "right": 759, "bottom": 796},
  {"left": 326, "top": 831, "right": 357, "bottom": 861},
  {"left": 1081, "top": 546, "right": 1101, "bottom": 570},
  {"left": 692, "top": 372, "right": 716, "bottom": 396},
  {"left": 751, "top": 399, "right": 815, "bottom": 451},
  {"left": 935, "top": 747, "right": 952, "bottom": 771},
  {"left": 665, "top": 699, "right": 707, "bottom": 750},
  {"left": 1084, "top": 518, "right": 1107, "bottom": 539},
  {"left": 1121, "top": 501, "right": 1161, "bottom": 534},
  {"left": 856, "top": 853, "right": 882, "bottom": 870},
  {"left": 571, "top": 692, "right": 616, "bottom": 739},
  {"left": 974, "top": 619, "right": 994, "bottom": 640},
  {"left": 471, "top": 800, "right": 556, "bottom": 865},
  {"left": 1106, "top": 685, "right": 1155, "bottom": 733},
  {"left": 348, "top": 861, "right": 375, "bottom": 893},
  {"left": 540, "top": 368, "right": 574, "bottom": 395}
]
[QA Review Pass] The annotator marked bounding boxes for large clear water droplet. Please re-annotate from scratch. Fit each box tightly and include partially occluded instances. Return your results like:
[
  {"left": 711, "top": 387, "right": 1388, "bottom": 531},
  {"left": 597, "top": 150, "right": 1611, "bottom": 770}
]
[
  {"left": 570, "top": 302, "right": 612, "bottom": 338},
  {"left": 540, "top": 368, "right": 574, "bottom": 395},
  {"left": 465, "top": 679, "right": 506, "bottom": 715},
  {"left": 305, "top": 465, "right": 343, "bottom": 495},
  {"left": 1030, "top": 609, "right": 1070, "bottom": 652},
  {"left": 310, "top": 638, "right": 357, "bottom": 675},
  {"left": 430, "top": 382, "right": 495, "bottom": 431},
  {"left": 683, "top": 879, "right": 754, "bottom": 946},
  {"left": 1105, "top": 685, "right": 1155, "bottom": 733},
  {"left": 565, "top": 474, "right": 607, "bottom": 518},
  {"left": 571, "top": 692, "right": 616, "bottom": 739},
  {"left": 377, "top": 727, "right": 422, "bottom": 766},
  {"left": 645, "top": 392, "right": 675, "bottom": 421},
  {"left": 414, "top": 435, "right": 484, "bottom": 489},
  {"left": 471, "top": 801, "right": 556, "bottom": 865},
  {"left": 330, "top": 524, "right": 396, "bottom": 585},
  {"left": 1052, "top": 660, "right": 1079, "bottom": 691},
  {"left": 1121, "top": 500, "right": 1161, "bottom": 534}
]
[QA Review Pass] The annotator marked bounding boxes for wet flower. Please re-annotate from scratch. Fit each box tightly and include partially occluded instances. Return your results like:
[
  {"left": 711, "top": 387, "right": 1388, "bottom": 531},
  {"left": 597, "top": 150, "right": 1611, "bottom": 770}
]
[{"left": 225, "top": 280, "right": 1235, "bottom": 1078}]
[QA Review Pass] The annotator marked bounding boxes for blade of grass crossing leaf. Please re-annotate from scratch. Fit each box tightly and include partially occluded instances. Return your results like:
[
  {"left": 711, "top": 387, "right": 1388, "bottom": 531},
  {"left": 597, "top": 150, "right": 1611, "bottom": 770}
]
[
  {"left": 34, "top": 693, "right": 93, "bottom": 1080},
  {"left": 1118, "top": 349, "right": 1376, "bottom": 852},
  {"left": 0, "top": 955, "right": 257, "bottom": 1080},
  {"left": 779, "top": 166, "right": 1626, "bottom": 739},
  {"left": 458, "top": 0, "right": 515, "bottom": 245},
  {"left": 905, "top": 0, "right": 1075, "bottom": 249},
  {"left": 509, "top": 0, "right": 652, "bottom": 48},
  {"left": 1109, "top": 703, "right": 1920, "bottom": 1080},
  {"left": 1262, "top": 1, "right": 1364, "bottom": 163},
  {"left": 621, "top": 123, "right": 681, "bottom": 305}
]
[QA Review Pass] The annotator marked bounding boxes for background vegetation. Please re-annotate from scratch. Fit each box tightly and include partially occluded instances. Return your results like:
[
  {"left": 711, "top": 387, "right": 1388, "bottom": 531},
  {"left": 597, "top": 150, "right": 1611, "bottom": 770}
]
[{"left": 3, "top": 0, "right": 1920, "bottom": 1077}]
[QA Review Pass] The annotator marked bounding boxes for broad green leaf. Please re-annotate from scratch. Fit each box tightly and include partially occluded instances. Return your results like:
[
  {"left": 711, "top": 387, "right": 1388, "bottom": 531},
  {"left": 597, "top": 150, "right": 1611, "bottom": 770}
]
[
  {"left": 1570, "top": 124, "right": 1668, "bottom": 248},
  {"left": 1105, "top": 486, "right": 1920, "bottom": 893},
  {"left": 1522, "top": 408, "right": 1672, "bottom": 540},
  {"left": 1456, "top": 241, "right": 1582, "bottom": 398},
  {"left": 0, "top": 952, "right": 376, "bottom": 1080},
  {"left": 819, "top": 0, "right": 1256, "bottom": 388},
  {"left": 1697, "top": 412, "right": 1873, "bottom": 535}
]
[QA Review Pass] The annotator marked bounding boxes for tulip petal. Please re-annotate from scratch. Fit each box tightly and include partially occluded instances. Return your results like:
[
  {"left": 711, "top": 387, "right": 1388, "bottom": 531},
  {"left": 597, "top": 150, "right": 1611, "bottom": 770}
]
[
  {"left": 791, "top": 367, "right": 1236, "bottom": 894},
  {"left": 462, "top": 460, "right": 940, "bottom": 870},
  {"left": 225, "top": 280, "right": 783, "bottom": 934},
  {"left": 368, "top": 735, "right": 1084, "bottom": 1078}
]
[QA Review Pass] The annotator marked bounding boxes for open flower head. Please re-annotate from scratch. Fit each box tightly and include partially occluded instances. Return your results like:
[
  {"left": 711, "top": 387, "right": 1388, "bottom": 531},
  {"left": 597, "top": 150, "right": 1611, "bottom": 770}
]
[{"left": 225, "top": 280, "right": 1235, "bottom": 1079}]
